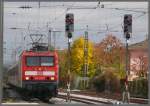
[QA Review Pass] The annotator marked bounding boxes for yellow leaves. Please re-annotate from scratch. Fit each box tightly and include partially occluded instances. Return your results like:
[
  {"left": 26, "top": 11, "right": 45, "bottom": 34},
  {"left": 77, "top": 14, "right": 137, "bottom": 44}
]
[{"left": 71, "top": 37, "right": 94, "bottom": 76}]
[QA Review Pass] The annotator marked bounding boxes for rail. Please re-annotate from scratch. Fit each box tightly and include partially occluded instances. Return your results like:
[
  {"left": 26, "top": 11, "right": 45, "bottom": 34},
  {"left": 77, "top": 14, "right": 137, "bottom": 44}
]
[
  {"left": 58, "top": 92, "right": 116, "bottom": 104},
  {"left": 58, "top": 92, "right": 149, "bottom": 104}
]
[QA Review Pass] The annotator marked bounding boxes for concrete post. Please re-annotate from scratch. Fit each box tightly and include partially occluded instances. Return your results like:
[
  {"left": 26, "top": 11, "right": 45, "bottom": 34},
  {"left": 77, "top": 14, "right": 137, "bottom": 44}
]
[{"left": 0, "top": 0, "right": 3, "bottom": 104}]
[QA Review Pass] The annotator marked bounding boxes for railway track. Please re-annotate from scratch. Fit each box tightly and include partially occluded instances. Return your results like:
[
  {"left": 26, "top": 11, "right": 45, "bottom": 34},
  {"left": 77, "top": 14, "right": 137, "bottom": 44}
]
[
  {"left": 3, "top": 85, "right": 148, "bottom": 105},
  {"left": 58, "top": 93, "right": 114, "bottom": 105},
  {"left": 3, "top": 86, "right": 55, "bottom": 104},
  {"left": 3, "top": 86, "right": 85, "bottom": 104},
  {"left": 58, "top": 92, "right": 149, "bottom": 104},
  {"left": 58, "top": 96, "right": 109, "bottom": 105},
  {"left": 3, "top": 89, "right": 107, "bottom": 105},
  {"left": 130, "top": 97, "right": 148, "bottom": 104}
]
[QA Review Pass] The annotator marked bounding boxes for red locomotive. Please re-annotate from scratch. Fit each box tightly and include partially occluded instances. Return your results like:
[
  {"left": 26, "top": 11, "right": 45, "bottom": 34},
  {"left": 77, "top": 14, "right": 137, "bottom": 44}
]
[{"left": 7, "top": 46, "right": 59, "bottom": 100}]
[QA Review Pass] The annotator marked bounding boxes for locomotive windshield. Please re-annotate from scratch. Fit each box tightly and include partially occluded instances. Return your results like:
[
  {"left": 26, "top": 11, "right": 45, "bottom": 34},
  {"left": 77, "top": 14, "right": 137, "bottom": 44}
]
[{"left": 26, "top": 56, "right": 54, "bottom": 66}]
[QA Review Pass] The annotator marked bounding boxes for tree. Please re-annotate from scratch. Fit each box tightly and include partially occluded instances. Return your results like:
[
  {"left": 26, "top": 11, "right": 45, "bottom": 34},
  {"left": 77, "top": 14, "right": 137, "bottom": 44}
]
[
  {"left": 58, "top": 50, "right": 68, "bottom": 87},
  {"left": 71, "top": 37, "right": 95, "bottom": 78},
  {"left": 94, "top": 34, "right": 126, "bottom": 79},
  {"left": 138, "top": 55, "right": 148, "bottom": 78}
]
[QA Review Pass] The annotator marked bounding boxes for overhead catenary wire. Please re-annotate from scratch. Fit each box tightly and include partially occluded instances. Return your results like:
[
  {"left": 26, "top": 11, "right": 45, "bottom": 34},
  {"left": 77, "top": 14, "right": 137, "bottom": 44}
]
[
  {"left": 4, "top": 2, "right": 148, "bottom": 62},
  {"left": 6, "top": 2, "right": 147, "bottom": 33},
  {"left": 48, "top": 2, "right": 76, "bottom": 24}
]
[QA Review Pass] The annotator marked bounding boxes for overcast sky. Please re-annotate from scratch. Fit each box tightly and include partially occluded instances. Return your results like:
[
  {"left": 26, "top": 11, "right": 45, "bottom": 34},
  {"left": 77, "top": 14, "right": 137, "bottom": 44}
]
[{"left": 3, "top": 1, "right": 148, "bottom": 66}]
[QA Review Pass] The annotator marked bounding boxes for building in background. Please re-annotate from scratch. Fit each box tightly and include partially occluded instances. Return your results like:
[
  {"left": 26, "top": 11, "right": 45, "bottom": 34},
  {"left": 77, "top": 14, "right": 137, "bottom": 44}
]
[{"left": 129, "top": 39, "right": 148, "bottom": 81}]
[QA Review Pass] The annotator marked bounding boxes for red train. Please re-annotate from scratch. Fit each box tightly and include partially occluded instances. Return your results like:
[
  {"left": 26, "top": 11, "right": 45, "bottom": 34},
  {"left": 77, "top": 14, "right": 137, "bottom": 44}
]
[{"left": 7, "top": 49, "right": 59, "bottom": 100}]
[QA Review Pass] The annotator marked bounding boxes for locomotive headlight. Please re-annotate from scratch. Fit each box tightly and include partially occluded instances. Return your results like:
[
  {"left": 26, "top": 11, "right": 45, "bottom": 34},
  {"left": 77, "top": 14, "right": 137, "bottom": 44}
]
[
  {"left": 51, "top": 77, "right": 55, "bottom": 80},
  {"left": 38, "top": 67, "right": 42, "bottom": 71},
  {"left": 25, "top": 77, "right": 29, "bottom": 80}
]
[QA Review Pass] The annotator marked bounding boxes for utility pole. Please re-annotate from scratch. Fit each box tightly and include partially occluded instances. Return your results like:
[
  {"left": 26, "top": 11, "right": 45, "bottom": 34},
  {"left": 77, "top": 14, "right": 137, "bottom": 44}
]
[
  {"left": 66, "top": 36, "right": 72, "bottom": 102},
  {"left": 0, "top": 0, "right": 3, "bottom": 104},
  {"left": 53, "top": 31, "right": 56, "bottom": 50},
  {"left": 48, "top": 27, "right": 61, "bottom": 51},
  {"left": 122, "top": 38, "right": 130, "bottom": 103},
  {"left": 38, "top": 0, "right": 40, "bottom": 8},
  {"left": 52, "top": 30, "right": 61, "bottom": 50},
  {"left": 48, "top": 29, "right": 52, "bottom": 50},
  {"left": 83, "top": 25, "right": 89, "bottom": 89}
]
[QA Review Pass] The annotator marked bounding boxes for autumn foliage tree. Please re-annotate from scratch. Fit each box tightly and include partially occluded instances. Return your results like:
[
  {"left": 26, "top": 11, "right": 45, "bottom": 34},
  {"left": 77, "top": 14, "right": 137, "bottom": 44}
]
[
  {"left": 58, "top": 50, "right": 68, "bottom": 87},
  {"left": 71, "top": 37, "right": 95, "bottom": 78},
  {"left": 92, "top": 34, "right": 127, "bottom": 93},
  {"left": 94, "top": 34, "right": 126, "bottom": 79},
  {"left": 138, "top": 55, "right": 148, "bottom": 78}
]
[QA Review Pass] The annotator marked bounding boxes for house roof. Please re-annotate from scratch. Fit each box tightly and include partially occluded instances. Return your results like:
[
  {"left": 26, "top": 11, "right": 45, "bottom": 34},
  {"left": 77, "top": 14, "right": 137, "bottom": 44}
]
[{"left": 129, "top": 39, "right": 148, "bottom": 50}]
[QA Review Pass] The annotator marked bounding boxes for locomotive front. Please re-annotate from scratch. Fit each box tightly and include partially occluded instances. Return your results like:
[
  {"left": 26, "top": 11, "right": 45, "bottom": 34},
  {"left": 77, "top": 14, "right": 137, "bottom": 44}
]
[{"left": 21, "top": 51, "right": 59, "bottom": 99}]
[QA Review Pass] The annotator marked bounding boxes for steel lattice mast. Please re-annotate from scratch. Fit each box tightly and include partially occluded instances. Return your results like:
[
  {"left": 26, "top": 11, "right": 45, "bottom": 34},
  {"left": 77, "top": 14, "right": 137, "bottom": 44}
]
[{"left": 83, "top": 25, "right": 88, "bottom": 88}]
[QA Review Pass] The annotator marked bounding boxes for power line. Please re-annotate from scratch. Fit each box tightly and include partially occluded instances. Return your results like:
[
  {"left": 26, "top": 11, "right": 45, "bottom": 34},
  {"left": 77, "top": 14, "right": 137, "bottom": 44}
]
[
  {"left": 48, "top": 2, "right": 76, "bottom": 25},
  {"left": 111, "top": 8, "right": 147, "bottom": 14}
]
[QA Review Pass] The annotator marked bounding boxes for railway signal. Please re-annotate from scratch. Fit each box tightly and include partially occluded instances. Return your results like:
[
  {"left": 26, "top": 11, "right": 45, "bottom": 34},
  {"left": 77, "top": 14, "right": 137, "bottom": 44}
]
[
  {"left": 124, "top": 14, "right": 132, "bottom": 39},
  {"left": 65, "top": 13, "right": 74, "bottom": 32},
  {"left": 67, "top": 32, "right": 72, "bottom": 39},
  {"left": 65, "top": 13, "right": 74, "bottom": 102},
  {"left": 65, "top": 13, "right": 74, "bottom": 38},
  {"left": 123, "top": 14, "right": 132, "bottom": 104}
]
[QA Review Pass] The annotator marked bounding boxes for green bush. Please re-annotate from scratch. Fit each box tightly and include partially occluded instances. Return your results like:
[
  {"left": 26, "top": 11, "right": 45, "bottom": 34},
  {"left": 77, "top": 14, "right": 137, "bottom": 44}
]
[
  {"left": 92, "top": 70, "right": 121, "bottom": 93},
  {"left": 92, "top": 74, "right": 105, "bottom": 92},
  {"left": 120, "top": 79, "right": 126, "bottom": 92},
  {"left": 92, "top": 71, "right": 148, "bottom": 98},
  {"left": 129, "top": 78, "right": 148, "bottom": 98}
]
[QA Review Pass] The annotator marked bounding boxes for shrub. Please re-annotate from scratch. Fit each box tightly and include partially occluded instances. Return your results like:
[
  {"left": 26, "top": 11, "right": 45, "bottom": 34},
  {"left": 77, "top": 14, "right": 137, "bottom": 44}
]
[
  {"left": 92, "top": 70, "right": 121, "bottom": 93},
  {"left": 92, "top": 74, "right": 105, "bottom": 92},
  {"left": 129, "top": 78, "right": 148, "bottom": 98}
]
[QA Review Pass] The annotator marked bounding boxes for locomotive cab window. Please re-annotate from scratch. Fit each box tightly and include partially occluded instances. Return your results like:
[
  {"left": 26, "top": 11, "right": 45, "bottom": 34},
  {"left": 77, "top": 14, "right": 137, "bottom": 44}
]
[
  {"left": 26, "top": 56, "right": 54, "bottom": 66},
  {"left": 41, "top": 56, "right": 54, "bottom": 66},
  {"left": 26, "top": 56, "right": 40, "bottom": 66}
]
